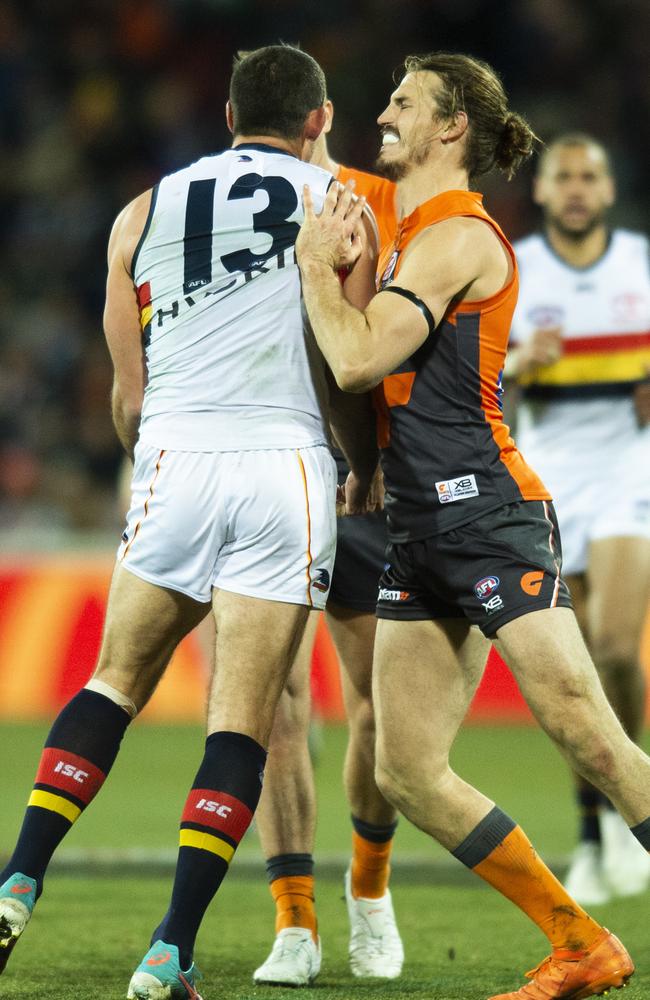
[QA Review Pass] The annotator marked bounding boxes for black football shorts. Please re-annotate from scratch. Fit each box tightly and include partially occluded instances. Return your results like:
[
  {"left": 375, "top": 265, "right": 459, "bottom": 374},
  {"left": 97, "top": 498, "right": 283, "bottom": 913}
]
[
  {"left": 329, "top": 509, "right": 388, "bottom": 613},
  {"left": 376, "top": 500, "right": 572, "bottom": 637}
]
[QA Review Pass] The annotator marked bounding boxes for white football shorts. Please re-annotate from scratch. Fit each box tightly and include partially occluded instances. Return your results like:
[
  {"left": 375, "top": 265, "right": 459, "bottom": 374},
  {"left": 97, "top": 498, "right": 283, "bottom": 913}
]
[
  {"left": 117, "top": 442, "right": 337, "bottom": 608},
  {"left": 517, "top": 410, "right": 650, "bottom": 576}
]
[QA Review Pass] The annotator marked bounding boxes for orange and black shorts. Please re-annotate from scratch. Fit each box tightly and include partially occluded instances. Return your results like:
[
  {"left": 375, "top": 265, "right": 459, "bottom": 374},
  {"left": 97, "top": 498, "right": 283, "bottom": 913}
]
[{"left": 376, "top": 500, "right": 572, "bottom": 637}]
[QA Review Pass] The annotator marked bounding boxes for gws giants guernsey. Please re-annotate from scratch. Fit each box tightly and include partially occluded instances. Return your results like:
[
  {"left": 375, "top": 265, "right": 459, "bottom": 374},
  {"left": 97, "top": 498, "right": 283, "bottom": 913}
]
[
  {"left": 132, "top": 144, "right": 334, "bottom": 451},
  {"left": 375, "top": 190, "right": 550, "bottom": 542}
]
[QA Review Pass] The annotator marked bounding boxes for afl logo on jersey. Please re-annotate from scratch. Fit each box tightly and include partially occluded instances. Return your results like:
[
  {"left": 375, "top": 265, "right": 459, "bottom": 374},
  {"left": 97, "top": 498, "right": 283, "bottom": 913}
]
[
  {"left": 379, "top": 250, "right": 399, "bottom": 290},
  {"left": 526, "top": 305, "right": 565, "bottom": 328},
  {"left": 474, "top": 576, "right": 500, "bottom": 600}
]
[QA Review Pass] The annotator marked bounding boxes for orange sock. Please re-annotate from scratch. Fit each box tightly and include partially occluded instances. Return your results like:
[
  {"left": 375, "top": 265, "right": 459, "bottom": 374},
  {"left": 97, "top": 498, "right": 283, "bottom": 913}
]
[
  {"left": 461, "top": 812, "right": 602, "bottom": 952},
  {"left": 270, "top": 875, "right": 317, "bottom": 941},
  {"left": 351, "top": 831, "right": 393, "bottom": 899}
]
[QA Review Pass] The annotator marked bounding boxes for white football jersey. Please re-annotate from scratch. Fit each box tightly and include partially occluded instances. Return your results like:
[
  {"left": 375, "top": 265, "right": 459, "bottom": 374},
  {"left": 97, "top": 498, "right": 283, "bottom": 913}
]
[
  {"left": 510, "top": 230, "right": 650, "bottom": 444},
  {"left": 132, "top": 144, "right": 334, "bottom": 451}
]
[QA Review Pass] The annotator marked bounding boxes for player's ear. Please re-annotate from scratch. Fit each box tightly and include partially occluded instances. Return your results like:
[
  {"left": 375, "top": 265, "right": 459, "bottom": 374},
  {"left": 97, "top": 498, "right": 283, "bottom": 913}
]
[
  {"left": 225, "top": 100, "right": 234, "bottom": 134},
  {"left": 323, "top": 99, "right": 334, "bottom": 135},
  {"left": 604, "top": 175, "right": 616, "bottom": 208},
  {"left": 304, "top": 105, "right": 327, "bottom": 142},
  {"left": 442, "top": 110, "right": 468, "bottom": 144}
]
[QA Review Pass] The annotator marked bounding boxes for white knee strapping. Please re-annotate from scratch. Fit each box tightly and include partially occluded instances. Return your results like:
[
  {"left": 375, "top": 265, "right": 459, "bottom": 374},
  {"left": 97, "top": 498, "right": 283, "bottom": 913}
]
[{"left": 85, "top": 679, "right": 138, "bottom": 719}]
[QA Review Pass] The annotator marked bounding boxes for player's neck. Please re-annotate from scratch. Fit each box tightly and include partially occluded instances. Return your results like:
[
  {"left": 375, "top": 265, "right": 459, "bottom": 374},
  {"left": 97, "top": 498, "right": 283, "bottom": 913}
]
[
  {"left": 397, "top": 160, "right": 469, "bottom": 217},
  {"left": 309, "top": 139, "right": 340, "bottom": 176},
  {"left": 545, "top": 223, "right": 609, "bottom": 268},
  {"left": 231, "top": 134, "right": 302, "bottom": 159}
]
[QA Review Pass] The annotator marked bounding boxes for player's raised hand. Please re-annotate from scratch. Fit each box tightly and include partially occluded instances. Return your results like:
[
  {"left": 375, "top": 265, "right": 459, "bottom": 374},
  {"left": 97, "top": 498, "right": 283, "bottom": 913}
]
[
  {"left": 513, "top": 326, "right": 563, "bottom": 376},
  {"left": 296, "top": 181, "right": 365, "bottom": 272}
]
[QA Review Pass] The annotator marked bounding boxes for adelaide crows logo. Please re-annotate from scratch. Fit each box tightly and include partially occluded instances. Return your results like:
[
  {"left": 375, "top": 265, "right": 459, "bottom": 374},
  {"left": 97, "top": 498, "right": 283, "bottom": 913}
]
[{"left": 313, "top": 568, "right": 331, "bottom": 593}]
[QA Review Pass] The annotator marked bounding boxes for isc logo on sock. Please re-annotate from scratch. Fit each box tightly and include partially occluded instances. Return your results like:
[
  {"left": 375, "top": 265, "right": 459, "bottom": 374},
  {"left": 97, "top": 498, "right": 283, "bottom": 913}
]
[
  {"left": 54, "top": 760, "right": 89, "bottom": 783},
  {"left": 195, "top": 798, "right": 233, "bottom": 818}
]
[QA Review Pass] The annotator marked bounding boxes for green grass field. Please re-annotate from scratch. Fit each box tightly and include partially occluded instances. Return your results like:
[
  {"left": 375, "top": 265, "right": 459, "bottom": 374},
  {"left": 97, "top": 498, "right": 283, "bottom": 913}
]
[{"left": 1, "top": 723, "right": 649, "bottom": 998}]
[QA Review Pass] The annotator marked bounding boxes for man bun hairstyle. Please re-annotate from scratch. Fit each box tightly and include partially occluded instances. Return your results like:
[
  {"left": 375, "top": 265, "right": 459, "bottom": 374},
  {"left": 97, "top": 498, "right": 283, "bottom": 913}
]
[
  {"left": 402, "top": 52, "right": 538, "bottom": 181},
  {"left": 230, "top": 44, "right": 326, "bottom": 141},
  {"left": 495, "top": 112, "right": 537, "bottom": 178}
]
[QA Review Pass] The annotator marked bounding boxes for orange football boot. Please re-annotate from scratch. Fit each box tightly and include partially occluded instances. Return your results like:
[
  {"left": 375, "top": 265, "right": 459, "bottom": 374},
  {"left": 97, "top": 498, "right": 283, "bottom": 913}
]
[{"left": 489, "top": 929, "right": 634, "bottom": 1000}]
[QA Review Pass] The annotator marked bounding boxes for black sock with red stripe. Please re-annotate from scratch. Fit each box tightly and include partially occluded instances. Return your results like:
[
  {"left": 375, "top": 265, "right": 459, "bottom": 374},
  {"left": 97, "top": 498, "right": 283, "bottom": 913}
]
[
  {"left": 152, "top": 731, "right": 266, "bottom": 968},
  {"left": 0, "top": 689, "right": 131, "bottom": 895}
]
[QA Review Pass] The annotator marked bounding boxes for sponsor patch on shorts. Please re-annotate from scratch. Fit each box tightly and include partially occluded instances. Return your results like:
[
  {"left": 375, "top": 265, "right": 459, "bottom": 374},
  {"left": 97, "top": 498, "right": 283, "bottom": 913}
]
[
  {"left": 482, "top": 595, "right": 504, "bottom": 614},
  {"left": 378, "top": 587, "right": 410, "bottom": 602},
  {"left": 435, "top": 474, "right": 479, "bottom": 504}
]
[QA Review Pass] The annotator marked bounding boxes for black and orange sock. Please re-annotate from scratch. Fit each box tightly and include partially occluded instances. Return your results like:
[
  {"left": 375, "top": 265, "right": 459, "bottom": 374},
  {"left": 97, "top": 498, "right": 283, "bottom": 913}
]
[
  {"left": 452, "top": 806, "right": 602, "bottom": 953},
  {"left": 631, "top": 817, "right": 650, "bottom": 852},
  {"left": 350, "top": 815, "right": 397, "bottom": 899},
  {"left": 577, "top": 787, "right": 603, "bottom": 843},
  {"left": 266, "top": 854, "right": 317, "bottom": 939},
  {"left": 0, "top": 688, "right": 132, "bottom": 894},
  {"left": 154, "top": 731, "right": 266, "bottom": 968}
]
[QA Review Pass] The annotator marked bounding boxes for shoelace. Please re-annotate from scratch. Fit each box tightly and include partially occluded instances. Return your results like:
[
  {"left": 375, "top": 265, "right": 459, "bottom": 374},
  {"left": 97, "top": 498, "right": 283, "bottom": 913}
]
[{"left": 178, "top": 971, "right": 202, "bottom": 999}]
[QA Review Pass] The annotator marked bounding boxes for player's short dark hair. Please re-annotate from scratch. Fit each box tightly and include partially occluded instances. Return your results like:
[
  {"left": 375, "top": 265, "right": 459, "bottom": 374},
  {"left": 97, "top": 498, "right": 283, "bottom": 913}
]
[
  {"left": 400, "top": 52, "right": 538, "bottom": 181},
  {"left": 537, "top": 132, "right": 612, "bottom": 176},
  {"left": 230, "top": 44, "right": 326, "bottom": 140}
]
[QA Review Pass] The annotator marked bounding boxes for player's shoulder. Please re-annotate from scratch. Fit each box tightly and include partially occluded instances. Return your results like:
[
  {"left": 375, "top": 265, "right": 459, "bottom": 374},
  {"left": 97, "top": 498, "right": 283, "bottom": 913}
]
[{"left": 339, "top": 164, "right": 395, "bottom": 200}]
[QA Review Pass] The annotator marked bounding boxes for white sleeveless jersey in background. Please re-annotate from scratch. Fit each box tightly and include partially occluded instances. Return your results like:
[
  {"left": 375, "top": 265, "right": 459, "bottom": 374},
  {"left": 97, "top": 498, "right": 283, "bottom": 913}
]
[
  {"left": 509, "top": 230, "right": 650, "bottom": 571},
  {"left": 510, "top": 230, "right": 650, "bottom": 441},
  {"left": 132, "top": 143, "right": 333, "bottom": 451}
]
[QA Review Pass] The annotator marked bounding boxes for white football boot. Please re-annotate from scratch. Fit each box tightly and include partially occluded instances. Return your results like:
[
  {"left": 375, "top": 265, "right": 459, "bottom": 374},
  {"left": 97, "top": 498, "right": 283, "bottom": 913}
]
[
  {"left": 345, "top": 867, "right": 404, "bottom": 978},
  {"left": 601, "top": 809, "right": 650, "bottom": 898},
  {"left": 252, "top": 927, "right": 321, "bottom": 986},
  {"left": 563, "top": 841, "right": 610, "bottom": 906}
]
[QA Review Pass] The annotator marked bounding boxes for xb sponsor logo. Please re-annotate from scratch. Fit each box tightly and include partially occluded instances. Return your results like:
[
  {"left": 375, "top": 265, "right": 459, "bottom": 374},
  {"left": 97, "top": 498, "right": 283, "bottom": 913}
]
[
  {"left": 435, "top": 474, "right": 479, "bottom": 504},
  {"left": 313, "top": 567, "right": 330, "bottom": 593},
  {"left": 54, "top": 760, "right": 89, "bottom": 784},
  {"left": 196, "top": 798, "right": 233, "bottom": 818},
  {"left": 474, "top": 576, "right": 500, "bottom": 600},
  {"left": 520, "top": 570, "right": 544, "bottom": 596},
  {"left": 482, "top": 595, "right": 504, "bottom": 614},
  {"left": 378, "top": 587, "right": 410, "bottom": 602}
]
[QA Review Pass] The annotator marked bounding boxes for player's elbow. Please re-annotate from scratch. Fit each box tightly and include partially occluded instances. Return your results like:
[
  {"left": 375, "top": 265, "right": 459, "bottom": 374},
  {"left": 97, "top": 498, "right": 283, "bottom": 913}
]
[{"left": 334, "top": 362, "right": 380, "bottom": 394}]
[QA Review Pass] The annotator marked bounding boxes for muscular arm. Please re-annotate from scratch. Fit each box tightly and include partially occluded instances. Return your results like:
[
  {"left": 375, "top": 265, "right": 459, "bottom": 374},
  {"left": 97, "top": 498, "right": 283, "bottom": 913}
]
[
  {"left": 297, "top": 185, "right": 510, "bottom": 392},
  {"left": 325, "top": 207, "right": 382, "bottom": 508},
  {"left": 103, "top": 191, "right": 151, "bottom": 458}
]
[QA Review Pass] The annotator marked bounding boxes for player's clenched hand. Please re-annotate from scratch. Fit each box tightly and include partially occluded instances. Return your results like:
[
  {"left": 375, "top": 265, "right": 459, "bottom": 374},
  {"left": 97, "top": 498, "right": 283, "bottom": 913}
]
[
  {"left": 296, "top": 180, "right": 365, "bottom": 272},
  {"left": 341, "top": 467, "right": 384, "bottom": 516},
  {"left": 519, "top": 326, "right": 563, "bottom": 373}
]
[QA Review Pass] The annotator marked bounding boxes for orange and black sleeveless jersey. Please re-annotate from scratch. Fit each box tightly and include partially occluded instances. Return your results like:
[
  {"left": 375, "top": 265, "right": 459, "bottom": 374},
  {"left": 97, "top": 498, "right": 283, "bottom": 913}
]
[
  {"left": 374, "top": 190, "right": 551, "bottom": 542},
  {"left": 337, "top": 165, "right": 397, "bottom": 253}
]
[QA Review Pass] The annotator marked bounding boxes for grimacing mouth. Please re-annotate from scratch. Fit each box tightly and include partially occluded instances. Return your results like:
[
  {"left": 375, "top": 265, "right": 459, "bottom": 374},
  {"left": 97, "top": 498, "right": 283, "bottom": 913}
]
[{"left": 380, "top": 127, "right": 400, "bottom": 146}]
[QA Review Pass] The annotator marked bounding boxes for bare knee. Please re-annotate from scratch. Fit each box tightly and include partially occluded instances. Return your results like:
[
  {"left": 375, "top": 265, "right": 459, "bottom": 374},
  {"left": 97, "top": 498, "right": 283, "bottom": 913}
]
[
  {"left": 590, "top": 631, "right": 643, "bottom": 680},
  {"left": 268, "top": 684, "right": 310, "bottom": 751},
  {"left": 347, "top": 695, "right": 376, "bottom": 746},
  {"left": 375, "top": 749, "right": 448, "bottom": 817}
]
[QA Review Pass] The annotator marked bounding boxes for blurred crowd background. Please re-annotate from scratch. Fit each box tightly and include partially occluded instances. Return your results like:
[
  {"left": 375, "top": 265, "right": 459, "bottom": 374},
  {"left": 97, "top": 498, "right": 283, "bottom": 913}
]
[{"left": 1, "top": 0, "right": 648, "bottom": 545}]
